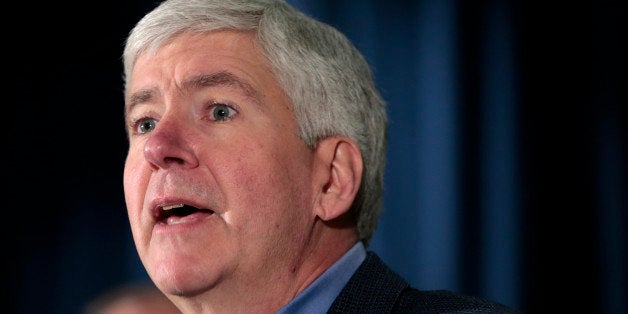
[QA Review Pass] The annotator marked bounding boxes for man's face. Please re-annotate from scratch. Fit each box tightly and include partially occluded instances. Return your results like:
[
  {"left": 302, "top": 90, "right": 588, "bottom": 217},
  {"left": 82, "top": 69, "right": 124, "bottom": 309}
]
[{"left": 123, "top": 30, "right": 317, "bottom": 297}]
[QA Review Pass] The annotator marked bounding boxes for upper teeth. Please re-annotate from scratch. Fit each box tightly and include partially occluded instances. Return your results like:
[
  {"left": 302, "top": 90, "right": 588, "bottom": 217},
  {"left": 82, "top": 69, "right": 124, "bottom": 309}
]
[{"left": 163, "top": 204, "right": 184, "bottom": 211}]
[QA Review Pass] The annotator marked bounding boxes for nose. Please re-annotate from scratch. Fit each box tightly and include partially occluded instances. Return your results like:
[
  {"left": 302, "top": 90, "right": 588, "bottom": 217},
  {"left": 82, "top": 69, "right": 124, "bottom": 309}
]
[{"left": 143, "top": 118, "right": 199, "bottom": 170}]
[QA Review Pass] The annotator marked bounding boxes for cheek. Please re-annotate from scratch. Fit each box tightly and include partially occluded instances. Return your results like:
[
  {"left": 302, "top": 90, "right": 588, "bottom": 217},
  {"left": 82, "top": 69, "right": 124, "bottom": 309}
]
[
  {"left": 220, "top": 143, "right": 313, "bottom": 225},
  {"left": 123, "top": 153, "right": 147, "bottom": 222},
  {"left": 233, "top": 141, "right": 301, "bottom": 192}
]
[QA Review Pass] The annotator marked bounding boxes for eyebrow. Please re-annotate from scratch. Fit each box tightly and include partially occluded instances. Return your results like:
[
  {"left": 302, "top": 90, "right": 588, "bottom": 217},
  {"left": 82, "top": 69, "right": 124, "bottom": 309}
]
[
  {"left": 188, "top": 71, "right": 260, "bottom": 100},
  {"left": 125, "top": 71, "right": 261, "bottom": 114}
]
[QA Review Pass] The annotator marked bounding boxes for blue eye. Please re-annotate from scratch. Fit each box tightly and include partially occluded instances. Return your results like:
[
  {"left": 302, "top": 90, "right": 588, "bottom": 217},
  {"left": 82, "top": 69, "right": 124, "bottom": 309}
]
[
  {"left": 137, "top": 118, "right": 157, "bottom": 134},
  {"left": 211, "top": 104, "right": 237, "bottom": 121}
]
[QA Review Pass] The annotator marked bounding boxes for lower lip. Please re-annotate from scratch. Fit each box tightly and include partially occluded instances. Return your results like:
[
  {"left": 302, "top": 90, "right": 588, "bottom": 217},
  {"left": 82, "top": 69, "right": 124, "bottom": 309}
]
[{"left": 152, "top": 212, "right": 215, "bottom": 234}]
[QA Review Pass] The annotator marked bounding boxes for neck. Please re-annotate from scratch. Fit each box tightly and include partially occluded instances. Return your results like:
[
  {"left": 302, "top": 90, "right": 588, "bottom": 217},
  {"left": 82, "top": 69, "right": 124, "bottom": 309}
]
[{"left": 170, "top": 223, "right": 358, "bottom": 313}]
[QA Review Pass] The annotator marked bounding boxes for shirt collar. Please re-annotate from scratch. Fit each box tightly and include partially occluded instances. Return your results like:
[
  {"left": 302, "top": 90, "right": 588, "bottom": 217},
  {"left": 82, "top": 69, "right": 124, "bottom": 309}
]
[{"left": 276, "top": 241, "right": 367, "bottom": 314}]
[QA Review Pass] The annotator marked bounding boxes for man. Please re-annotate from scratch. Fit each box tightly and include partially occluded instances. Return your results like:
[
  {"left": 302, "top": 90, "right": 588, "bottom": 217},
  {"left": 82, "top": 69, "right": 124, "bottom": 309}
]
[{"left": 122, "top": 0, "right": 519, "bottom": 312}]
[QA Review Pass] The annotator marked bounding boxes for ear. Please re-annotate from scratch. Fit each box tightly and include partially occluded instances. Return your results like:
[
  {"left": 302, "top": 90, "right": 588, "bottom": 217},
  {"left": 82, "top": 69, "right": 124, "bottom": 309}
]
[{"left": 312, "top": 137, "right": 363, "bottom": 222}]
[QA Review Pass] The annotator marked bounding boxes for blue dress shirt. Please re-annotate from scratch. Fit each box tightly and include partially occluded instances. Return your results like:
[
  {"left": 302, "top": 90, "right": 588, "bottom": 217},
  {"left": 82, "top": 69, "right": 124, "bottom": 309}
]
[{"left": 276, "top": 241, "right": 367, "bottom": 314}]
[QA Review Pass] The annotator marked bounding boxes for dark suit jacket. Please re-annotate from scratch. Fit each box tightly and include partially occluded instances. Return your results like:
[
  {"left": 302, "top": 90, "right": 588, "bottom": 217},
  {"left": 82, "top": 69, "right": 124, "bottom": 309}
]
[{"left": 328, "top": 252, "right": 520, "bottom": 313}]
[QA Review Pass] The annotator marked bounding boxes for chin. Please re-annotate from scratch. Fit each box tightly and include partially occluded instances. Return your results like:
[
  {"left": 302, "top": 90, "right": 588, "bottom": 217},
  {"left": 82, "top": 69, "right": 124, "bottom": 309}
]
[{"left": 148, "top": 254, "right": 224, "bottom": 297}]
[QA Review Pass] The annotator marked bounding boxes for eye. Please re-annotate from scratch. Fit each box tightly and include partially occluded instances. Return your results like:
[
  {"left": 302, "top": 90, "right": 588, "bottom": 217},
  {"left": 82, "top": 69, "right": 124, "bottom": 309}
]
[
  {"left": 210, "top": 104, "right": 237, "bottom": 121},
  {"left": 135, "top": 117, "right": 157, "bottom": 134}
]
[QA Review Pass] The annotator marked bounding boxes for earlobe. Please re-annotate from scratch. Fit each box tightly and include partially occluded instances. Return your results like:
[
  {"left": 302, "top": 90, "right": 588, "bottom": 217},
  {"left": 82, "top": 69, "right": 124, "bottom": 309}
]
[{"left": 313, "top": 137, "right": 363, "bottom": 222}]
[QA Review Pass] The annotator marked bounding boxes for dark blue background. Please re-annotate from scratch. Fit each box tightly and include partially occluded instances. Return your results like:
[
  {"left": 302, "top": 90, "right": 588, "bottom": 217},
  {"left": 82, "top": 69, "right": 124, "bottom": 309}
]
[{"left": 6, "top": 0, "right": 626, "bottom": 313}]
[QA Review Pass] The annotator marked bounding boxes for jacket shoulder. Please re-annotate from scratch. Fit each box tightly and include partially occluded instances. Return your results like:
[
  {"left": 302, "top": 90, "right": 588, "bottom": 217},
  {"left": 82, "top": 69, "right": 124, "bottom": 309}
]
[
  {"left": 329, "top": 251, "right": 520, "bottom": 313},
  {"left": 395, "top": 288, "right": 521, "bottom": 313}
]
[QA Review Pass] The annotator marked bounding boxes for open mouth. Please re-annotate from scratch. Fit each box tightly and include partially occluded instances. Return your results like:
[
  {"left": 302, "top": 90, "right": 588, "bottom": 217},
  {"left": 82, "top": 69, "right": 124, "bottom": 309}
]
[{"left": 157, "top": 204, "right": 214, "bottom": 223}]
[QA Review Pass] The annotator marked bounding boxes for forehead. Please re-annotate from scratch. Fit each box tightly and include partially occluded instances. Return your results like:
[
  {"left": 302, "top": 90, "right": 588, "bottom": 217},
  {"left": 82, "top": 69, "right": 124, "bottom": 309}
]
[{"left": 126, "top": 30, "right": 279, "bottom": 106}]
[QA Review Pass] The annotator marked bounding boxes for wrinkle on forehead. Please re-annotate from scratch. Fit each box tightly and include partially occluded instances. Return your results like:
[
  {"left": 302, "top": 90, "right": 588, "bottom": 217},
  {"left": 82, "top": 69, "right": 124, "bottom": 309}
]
[{"left": 126, "top": 70, "right": 262, "bottom": 113}]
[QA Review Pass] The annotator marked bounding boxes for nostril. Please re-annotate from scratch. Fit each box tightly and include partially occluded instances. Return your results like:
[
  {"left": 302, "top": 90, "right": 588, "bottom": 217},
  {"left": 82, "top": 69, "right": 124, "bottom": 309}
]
[{"left": 164, "top": 156, "right": 185, "bottom": 164}]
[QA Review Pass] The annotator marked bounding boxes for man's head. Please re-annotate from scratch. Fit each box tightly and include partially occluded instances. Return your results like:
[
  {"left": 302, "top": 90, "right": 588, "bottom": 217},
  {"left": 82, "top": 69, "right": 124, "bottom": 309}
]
[
  {"left": 122, "top": 0, "right": 386, "bottom": 311},
  {"left": 123, "top": 0, "right": 387, "bottom": 243}
]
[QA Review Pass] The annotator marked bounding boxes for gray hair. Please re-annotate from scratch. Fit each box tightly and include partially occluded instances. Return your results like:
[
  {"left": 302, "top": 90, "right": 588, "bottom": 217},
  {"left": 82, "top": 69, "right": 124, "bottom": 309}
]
[{"left": 123, "top": 0, "right": 387, "bottom": 245}]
